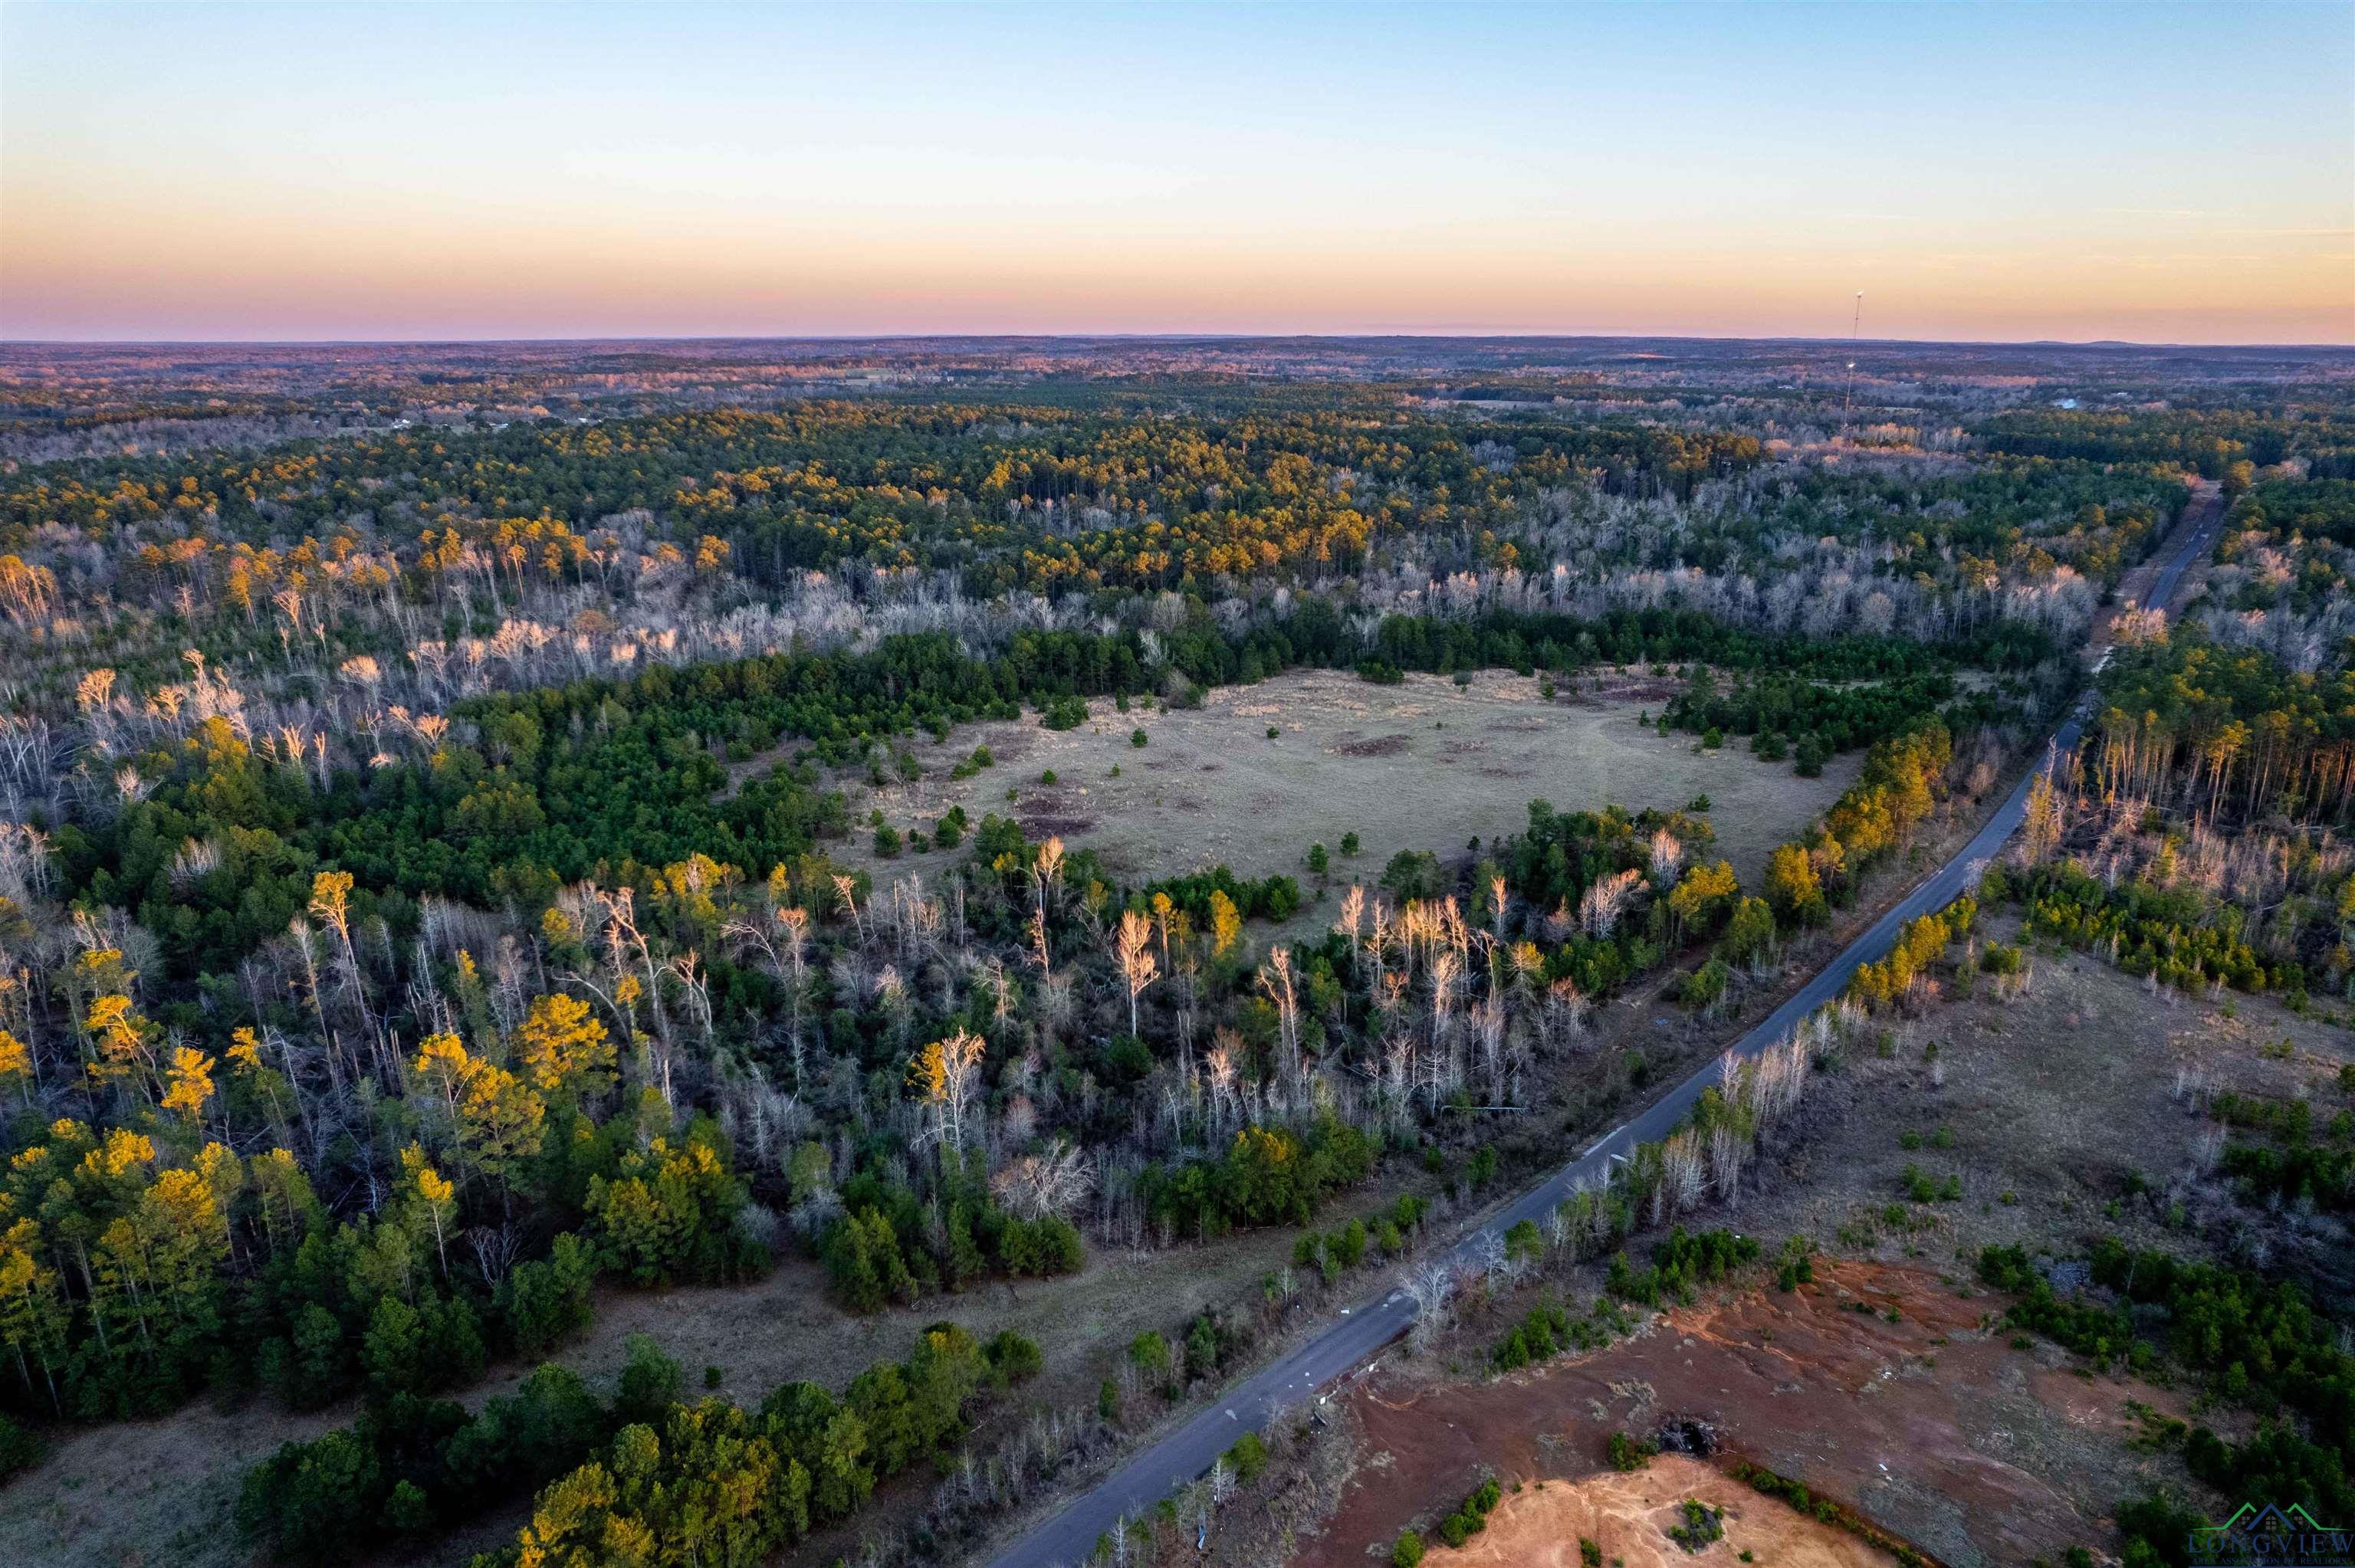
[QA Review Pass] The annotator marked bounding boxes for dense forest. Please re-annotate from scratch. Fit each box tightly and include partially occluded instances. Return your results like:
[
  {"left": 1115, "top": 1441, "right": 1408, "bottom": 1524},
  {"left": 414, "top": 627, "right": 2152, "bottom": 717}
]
[
  {"left": 1976, "top": 405, "right": 2355, "bottom": 480},
  {"left": 0, "top": 396, "right": 2179, "bottom": 730}
]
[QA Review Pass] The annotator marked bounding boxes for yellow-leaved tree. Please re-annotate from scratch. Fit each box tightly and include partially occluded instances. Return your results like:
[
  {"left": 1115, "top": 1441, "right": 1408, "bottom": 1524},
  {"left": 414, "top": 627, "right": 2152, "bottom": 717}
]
[
  {"left": 401, "top": 1144, "right": 458, "bottom": 1274},
  {"left": 907, "top": 1031, "right": 984, "bottom": 1161},
  {"left": 160, "top": 1045, "right": 216, "bottom": 1126},
  {"left": 1208, "top": 890, "right": 1243, "bottom": 961},
  {"left": 511, "top": 992, "right": 616, "bottom": 1105},
  {"left": 411, "top": 1032, "right": 545, "bottom": 1196}
]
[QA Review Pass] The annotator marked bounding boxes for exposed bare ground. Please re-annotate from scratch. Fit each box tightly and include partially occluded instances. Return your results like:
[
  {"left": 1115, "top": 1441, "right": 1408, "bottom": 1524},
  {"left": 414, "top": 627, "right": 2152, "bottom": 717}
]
[
  {"left": 1303, "top": 1255, "right": 2182, "bottom": 1568},
  {"left": 1425, "top": 1455, "right": 1894, "bottom": 1567},
  {"left": 827, "top": 668, "right": 1859, "bottom": 941}
]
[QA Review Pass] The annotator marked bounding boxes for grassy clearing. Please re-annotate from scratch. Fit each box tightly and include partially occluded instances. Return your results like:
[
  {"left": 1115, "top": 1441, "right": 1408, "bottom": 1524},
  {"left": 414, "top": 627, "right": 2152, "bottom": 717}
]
[{"left": 836, "top": 667, "right": 1858, "bottom": 941}]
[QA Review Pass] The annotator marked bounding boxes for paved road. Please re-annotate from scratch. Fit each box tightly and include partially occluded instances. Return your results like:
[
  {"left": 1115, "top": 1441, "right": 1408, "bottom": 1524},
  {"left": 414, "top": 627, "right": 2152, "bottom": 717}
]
[{"left": 985, "top": 485, "right": 2224, "bottom": 1568}]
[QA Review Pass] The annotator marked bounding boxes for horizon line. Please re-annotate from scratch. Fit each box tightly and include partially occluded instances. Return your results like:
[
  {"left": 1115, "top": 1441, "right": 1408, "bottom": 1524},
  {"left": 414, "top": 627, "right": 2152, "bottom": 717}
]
[{"left": 5, "top": 330, "right": 2353, "bottom": 354}]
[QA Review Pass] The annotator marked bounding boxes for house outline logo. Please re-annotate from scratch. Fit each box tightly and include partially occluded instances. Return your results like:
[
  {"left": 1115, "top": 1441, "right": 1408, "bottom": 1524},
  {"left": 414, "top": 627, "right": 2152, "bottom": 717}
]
[{"left": 2190, "top": 1502, "right": 2354, "bottom": 1567}]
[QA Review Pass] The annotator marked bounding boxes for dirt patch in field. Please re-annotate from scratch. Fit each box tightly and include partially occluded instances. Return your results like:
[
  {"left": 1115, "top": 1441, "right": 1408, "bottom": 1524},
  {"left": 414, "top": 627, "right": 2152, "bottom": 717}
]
[
  {"left": 831, "top": 668, "right": 1859, "bottom": 943},
  {"left": 1302, "top": 1260, "right": 2172, "bottom": 1568},
  {"left": 1575, "top": 672, "right": 1687, "bottom": 708},
  {"left": 1017, "top": 811, "right": 1099, "bottom": 838},
  {"left": 1425, "top": 1455, "right": 1894, "bottom": 1567}
]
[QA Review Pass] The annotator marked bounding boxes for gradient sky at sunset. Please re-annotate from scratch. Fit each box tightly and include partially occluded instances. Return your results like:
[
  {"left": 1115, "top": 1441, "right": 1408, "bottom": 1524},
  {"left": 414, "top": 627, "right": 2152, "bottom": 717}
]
[{"left": 4, "top": 1, "right": 2350, "bottom": 344}]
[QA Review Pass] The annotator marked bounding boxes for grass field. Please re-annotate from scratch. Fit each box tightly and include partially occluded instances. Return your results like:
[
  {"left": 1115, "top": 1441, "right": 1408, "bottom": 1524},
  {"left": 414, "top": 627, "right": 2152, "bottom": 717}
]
[{"left": 833, "top": 667, "right": 1860, "bottom": 940}]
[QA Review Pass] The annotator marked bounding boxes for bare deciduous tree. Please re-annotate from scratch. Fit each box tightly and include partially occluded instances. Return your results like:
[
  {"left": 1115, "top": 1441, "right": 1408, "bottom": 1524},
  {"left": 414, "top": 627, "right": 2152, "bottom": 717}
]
[
  {"left": 992, "top": 1140, "right": 1093, "bottom": 1221},
  {"left": 1257, "top": 946, "right": 1299, "bottom": 1088},
  {"left": 1113, "top": 909, "right": 1158, "bottom": 1038},
  {"left": 1578, "top": 868, "right": 1644, "bottom": 940},
  {"left": 1405, "top": 1258, "right": 1454, "bottom": 1352}
]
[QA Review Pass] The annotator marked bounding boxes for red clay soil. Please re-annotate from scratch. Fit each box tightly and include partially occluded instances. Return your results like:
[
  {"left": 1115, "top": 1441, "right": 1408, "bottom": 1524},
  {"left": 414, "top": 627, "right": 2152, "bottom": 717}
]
[{"left": 1299, "top": 1260, "right": 2183, "bottom": 1568}]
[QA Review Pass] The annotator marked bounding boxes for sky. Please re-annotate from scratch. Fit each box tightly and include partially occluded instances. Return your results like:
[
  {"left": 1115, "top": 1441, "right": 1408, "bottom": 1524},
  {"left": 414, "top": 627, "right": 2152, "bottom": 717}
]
[{"left": 2, "top": 1, "right": 2350, "bottom": 345}]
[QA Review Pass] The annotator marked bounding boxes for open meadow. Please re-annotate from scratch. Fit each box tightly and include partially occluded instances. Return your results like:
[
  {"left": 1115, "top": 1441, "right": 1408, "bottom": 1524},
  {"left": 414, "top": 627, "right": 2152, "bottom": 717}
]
[{"left": 833, "top": 668, "right": 1861, "bottom": 939}]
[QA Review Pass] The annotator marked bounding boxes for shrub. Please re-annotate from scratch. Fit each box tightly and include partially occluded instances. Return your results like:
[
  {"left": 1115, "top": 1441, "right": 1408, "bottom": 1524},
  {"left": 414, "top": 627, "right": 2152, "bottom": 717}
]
[
  {"left": 1608, "top": 1430, "right": 1656, "bottom": 1471},
  {"left": 1380, "top": 848, "right": 1446, "bottom": 900},
  {"left": 1681, "top": 957, "right": 1731, "bottom": 1009},
  {"left": 1775, "top": 1237, "right": 1816, "bottom": 1292},
  {"left": 1129, "top": 1330, "right": 1174, "bottom": 1397},
  {"left": 504, "top": 1232, "right": 596, "bottom": 1356},
  {"left": 1391, "top": 1530, "right": 1426, "bottom": 1566},
  {"left": 982, "top": 1329, "right": 1043, "bottom": 1386},
  {"left": 1901, "top": 1163, "right": 1960, "bottom": 1202},
  {"left": 1667, "top": 1499, "right": 1724, "bottom": 1552}
]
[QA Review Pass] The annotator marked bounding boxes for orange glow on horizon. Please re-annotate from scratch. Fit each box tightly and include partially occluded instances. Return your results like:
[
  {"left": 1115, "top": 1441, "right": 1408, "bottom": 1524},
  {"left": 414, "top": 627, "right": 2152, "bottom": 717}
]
[
  {"left": 12, "top": 172, "right": 2347, "bottom": 344},
  {"left": 4, "top": 2, "right": 2348, "bottom": 344}
]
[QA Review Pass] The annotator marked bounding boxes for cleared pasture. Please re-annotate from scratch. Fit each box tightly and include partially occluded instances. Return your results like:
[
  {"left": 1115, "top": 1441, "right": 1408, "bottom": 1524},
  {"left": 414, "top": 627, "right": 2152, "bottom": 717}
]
[{"left": 838, "top": 668, "right": 1860, "bottom": 935}]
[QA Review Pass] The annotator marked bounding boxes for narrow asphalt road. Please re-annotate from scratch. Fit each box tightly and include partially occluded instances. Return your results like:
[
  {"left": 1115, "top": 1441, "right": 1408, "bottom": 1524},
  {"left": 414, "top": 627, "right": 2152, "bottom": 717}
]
[{"left": 984, "top": 484, "right": 2224, "bottom": 1568}]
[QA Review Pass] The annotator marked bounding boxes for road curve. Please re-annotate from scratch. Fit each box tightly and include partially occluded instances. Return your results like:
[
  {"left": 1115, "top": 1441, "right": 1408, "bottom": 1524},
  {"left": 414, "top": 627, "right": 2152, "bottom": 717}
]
[{"left": 984, "top": 485, "right": 2224, "bottom": 1568}]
